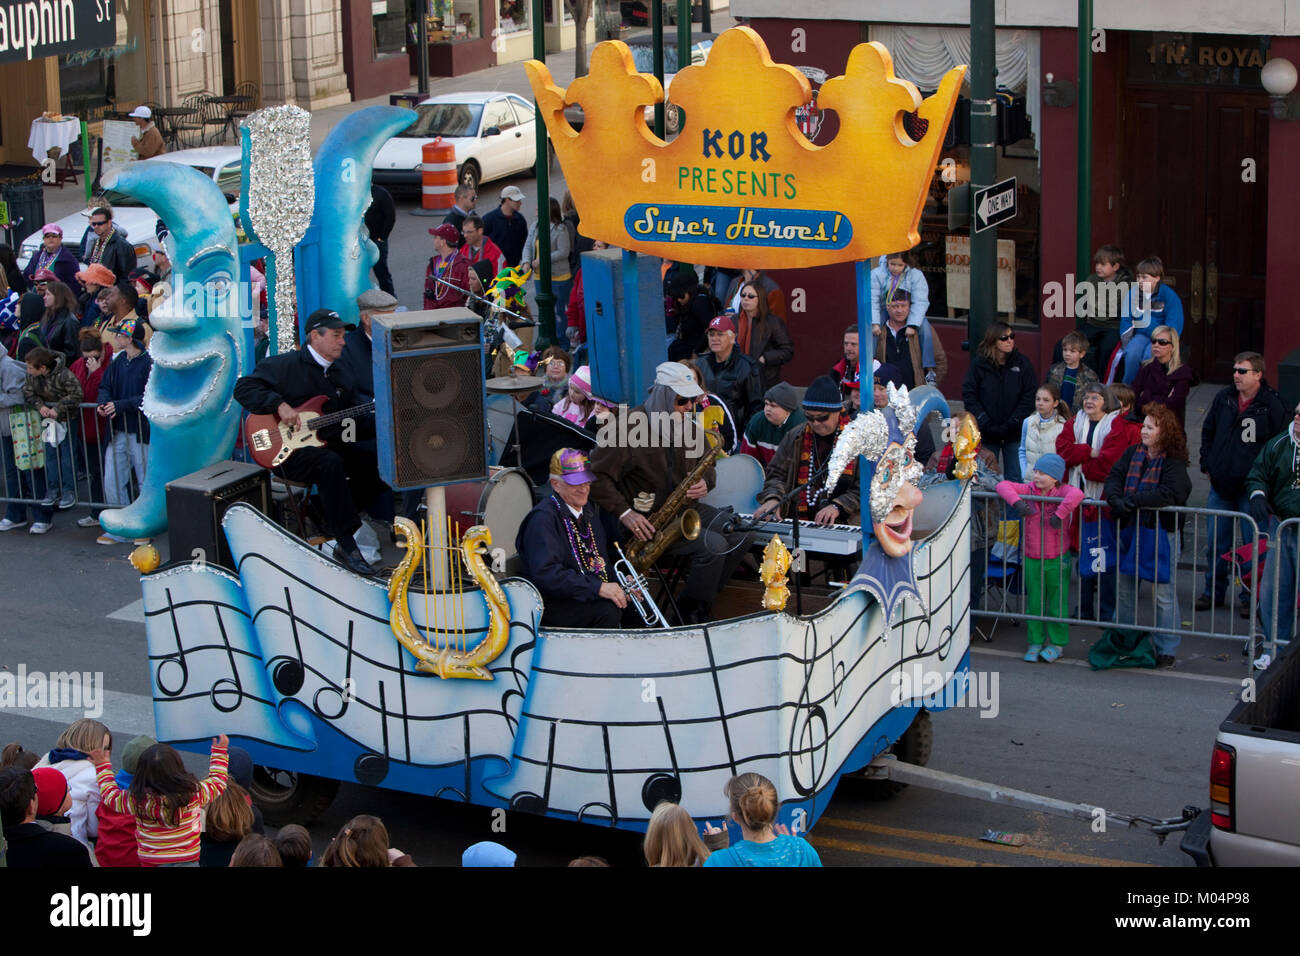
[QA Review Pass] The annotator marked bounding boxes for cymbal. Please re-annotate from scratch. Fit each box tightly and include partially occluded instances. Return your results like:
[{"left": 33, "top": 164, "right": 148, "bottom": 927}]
[{"left": 485, "top": 375, "right": 543, "bottom": 393}]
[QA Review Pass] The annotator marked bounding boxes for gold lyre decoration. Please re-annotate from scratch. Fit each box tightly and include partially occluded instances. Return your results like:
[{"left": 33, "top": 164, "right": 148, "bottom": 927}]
[
  {"left": 760, "top": 534, "right": 792, "bottom": 611},
  {"left": 388, "top": 517, "right": 511, "bottom": 680},
  {"left": 952, "top": 411, "right": 982, "bottom": 482}
]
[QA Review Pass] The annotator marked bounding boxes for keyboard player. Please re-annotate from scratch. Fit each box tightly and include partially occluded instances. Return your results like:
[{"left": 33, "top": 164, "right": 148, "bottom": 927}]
[{"left": 752, "top": 376, "right": 860, "bottom": 526}]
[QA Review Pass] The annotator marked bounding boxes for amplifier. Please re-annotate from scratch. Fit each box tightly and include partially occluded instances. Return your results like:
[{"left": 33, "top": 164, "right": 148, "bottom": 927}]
[{"left": 166, "top": 460, "right": 271, "bottom": 571}]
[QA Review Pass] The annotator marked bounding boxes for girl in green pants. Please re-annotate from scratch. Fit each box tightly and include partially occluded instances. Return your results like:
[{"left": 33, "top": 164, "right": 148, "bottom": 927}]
[{"left": 995, "top": 453, "right": 1085, "bottom": 662}]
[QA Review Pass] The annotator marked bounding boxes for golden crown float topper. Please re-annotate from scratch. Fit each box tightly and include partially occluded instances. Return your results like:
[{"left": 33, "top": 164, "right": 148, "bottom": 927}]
[{"left": 526, "top": 27, "right": 965, "bottom": 270}]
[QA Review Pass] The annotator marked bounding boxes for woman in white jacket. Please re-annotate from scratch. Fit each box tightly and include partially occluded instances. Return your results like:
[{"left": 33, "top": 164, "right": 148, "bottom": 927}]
[{"left": 35, "top": 717, "right": 110, "bottom": 856}]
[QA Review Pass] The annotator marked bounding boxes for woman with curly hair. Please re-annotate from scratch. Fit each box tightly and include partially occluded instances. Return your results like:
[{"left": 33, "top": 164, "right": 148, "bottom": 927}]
[{"left": 1103, "top": 402, "right": 1192, "bottom": 668}]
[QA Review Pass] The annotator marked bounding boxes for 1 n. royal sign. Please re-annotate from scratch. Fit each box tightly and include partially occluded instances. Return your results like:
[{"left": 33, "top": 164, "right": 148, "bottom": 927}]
[{"left": 0, "top": 0, "right": 116, "bottom": 65}]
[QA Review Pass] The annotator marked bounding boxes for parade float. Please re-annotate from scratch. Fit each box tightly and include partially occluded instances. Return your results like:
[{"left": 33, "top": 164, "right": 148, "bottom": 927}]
[{"left": 126, "top": 26, "right": 974, "bottom": 833}]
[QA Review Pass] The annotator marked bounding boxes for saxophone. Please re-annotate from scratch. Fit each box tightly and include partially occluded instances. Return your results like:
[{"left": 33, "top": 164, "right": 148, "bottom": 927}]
[{"left": 625, "top": 428, "right": 724, "bottom": 574}]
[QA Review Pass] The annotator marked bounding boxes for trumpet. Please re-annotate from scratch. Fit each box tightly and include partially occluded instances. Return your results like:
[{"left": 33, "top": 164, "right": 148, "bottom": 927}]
[{"left": 613, "top": 542, "right": 670, "bottom": 628}]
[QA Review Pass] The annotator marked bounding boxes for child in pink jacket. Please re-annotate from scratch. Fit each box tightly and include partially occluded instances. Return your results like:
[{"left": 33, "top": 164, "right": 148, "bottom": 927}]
[{"left": 996, "top": 453, "right": 1084, "bottom": 662}]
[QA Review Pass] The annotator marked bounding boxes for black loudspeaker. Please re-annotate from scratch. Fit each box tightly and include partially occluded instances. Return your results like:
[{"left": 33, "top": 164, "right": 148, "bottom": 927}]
[
  {"left": 372, "top": 309, "right": 487, "bottom": 491},
  {"left": 166, "top": 461, "right": 271, "bottom": 571}
]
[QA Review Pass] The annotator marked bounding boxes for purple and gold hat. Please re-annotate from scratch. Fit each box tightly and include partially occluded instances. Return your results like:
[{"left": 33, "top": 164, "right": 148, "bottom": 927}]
[{"left": 550, "top": 447, "right": 596, "bottom": 486}]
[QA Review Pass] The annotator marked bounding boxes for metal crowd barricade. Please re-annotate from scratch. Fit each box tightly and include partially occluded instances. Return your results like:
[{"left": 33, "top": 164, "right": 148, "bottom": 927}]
[
  {"left": 1, "top": 403, "right": 148, "bottom": 512},
  {"left": 970, "top": 490, "right": 1288, "bottom": 674}
]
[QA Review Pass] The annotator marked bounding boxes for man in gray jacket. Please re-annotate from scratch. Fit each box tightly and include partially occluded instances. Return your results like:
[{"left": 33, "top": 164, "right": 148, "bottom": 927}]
[{"left": 0, "top": 350, "right": 54, "bottom": 532}]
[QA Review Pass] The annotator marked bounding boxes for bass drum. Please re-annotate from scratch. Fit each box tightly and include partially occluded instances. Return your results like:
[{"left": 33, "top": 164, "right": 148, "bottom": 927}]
[
  {"left": 701, "top": 453, "right": 765, "bottom": 514},
  {"left": 442, "top": 467, "right": 535, "bottom": 566}
]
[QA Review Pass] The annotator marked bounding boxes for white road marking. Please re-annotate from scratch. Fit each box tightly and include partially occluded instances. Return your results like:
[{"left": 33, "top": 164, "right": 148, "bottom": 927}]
[
  {"left": 0, "top": 689, "right": 156, "bottom": 736},
  {"left": 107, "top": 598, "right": 146, "bottom": 623}
]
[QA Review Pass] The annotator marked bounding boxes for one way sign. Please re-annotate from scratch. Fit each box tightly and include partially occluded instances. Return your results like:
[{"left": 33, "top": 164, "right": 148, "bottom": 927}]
[{"left": 973, "top": 177, "right": 1017, "bottom": 233}]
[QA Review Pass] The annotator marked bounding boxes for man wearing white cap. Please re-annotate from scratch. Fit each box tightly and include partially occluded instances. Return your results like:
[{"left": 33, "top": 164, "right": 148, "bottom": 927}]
[
  {"left": 589, "top": 362, "right": 753, "bottom": 624},
  {"left": 128, "top": 106, "right": 166, "bottom": 159},
  {"left": 483, "top": 185, "right": 528, "bottom": 268}
]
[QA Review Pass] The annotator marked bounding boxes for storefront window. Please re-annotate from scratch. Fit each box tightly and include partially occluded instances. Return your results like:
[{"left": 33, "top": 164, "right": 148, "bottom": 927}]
[
  {"left": 544, "top": 0, "right": 575, "bottom": 23},
  {"left": 373, "top": 1, "right": 407, "bottom": 56},
  {"left": 58, "top": 0, "right": 149, "bottom": 120},
  {"left": 499, "top": 0, "right": 529, "bottom": 33},
  {"left": 451, "top": 0, "right": 481, "bottom": 37}
]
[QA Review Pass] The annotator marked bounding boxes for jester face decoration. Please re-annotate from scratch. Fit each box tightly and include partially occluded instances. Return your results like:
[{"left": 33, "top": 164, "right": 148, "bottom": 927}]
[{"left": 871, "top": 439, "right": 924, "bottom": 557}]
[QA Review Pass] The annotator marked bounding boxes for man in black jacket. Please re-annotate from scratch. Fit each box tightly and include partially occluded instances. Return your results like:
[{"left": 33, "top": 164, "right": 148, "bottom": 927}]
[
  {"left": 233, "top": 308, "right": 388, "bottom": 575},
  {"left": 698, "top": 314, "right": 763, "bottom": 430},
  {"left": 666, "top": 270, "right": 715, "bottom": 355},
  {"left": 0, "top": 767, "right": 93, "bottom": 868},
  {"left": 79, "top": 206, "right": 136, "bottom": 284},
  {"left": 482, "top": 185, "right": 528, "bottom": 268},
  {"left": 365, "top": 184, "right": 396, "bottom": 295},
  {"left": 1196, "top": 351, "right": 1287, "bottom": 614}
]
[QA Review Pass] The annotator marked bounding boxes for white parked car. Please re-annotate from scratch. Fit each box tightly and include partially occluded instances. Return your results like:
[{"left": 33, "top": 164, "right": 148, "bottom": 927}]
[
  {"left": 372, "top": 92, "right": 540, "bottom": 194},
  {"left": 17, "top": 146, "right": 243, "bottom": 274}
]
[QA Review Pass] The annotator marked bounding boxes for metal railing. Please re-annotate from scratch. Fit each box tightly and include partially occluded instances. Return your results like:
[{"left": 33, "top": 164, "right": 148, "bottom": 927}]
[
  {"left": 970, "top": 490, "right": 1290, "bottom": 673},
  {"left": 1, "top": 403, "right": 148, "bottom": 513}
]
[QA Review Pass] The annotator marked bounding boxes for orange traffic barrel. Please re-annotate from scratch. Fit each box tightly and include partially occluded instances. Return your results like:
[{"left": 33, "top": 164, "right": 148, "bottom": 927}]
[{"left": 421, "top": 138, "right": 457, "bottom": 211}]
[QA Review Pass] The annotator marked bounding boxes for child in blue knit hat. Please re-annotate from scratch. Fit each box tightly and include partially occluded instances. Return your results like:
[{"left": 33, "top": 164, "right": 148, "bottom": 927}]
[{"left": 995, "top": 452, "right": 1084, "bottom": 662}]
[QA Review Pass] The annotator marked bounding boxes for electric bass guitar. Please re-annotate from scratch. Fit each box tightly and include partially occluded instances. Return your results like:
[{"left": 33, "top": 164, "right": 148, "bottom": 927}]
[{"left": 244, "top": 396, "right": 376, "bottom": 469}]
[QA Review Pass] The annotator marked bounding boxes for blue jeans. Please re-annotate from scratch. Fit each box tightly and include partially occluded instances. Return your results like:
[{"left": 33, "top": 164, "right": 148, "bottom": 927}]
[
  {"left": 536, "top": 278, "right": 573, "bottom": 340},
  {"left": 984, "top": 440, "right": 1022, "bottom": 483},
  {"left": 1116, "top": 536, "right": 1182, "bottom": 655},
  {"left": 1119, "top": 334, "right": 1152, "bottom": 385},
  {"left": 1260, "top": 518, "right": 1298, "bottom": 647},
  {"left": 1201, "top": 488, "right": 1252, "bottom": 603},
  {"left": 44, "top": 431, "right": 75, "bottom": 500},
  {"left": 2, "top": 437, "right": 54, "bottom": 525}
]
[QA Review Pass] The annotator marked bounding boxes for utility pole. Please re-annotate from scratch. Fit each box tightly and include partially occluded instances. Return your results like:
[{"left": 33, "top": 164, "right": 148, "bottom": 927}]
[
  {"left": 968, "top": 0, "right": 998, "bottom": 349},
  {"left": 417, "top": 7, "right": 429, "bottom": 95},
  {"left": 1077, "top": 0, "right": 1093, "bottom": 279},
  {"left": 532, "top": 0, "right": 555, "bottom": 348}
]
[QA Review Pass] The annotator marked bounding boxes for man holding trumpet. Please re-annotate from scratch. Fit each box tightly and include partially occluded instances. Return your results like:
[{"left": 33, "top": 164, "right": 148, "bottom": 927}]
[{"left": 516, "top": 448, "right": 631, "bottom": 629}]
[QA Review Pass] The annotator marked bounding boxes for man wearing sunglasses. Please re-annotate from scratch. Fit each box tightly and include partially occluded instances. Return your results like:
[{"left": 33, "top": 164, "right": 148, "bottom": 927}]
[
  {"left": 1198, "top": 353, "right": 1286, "bottom": 617},
  {"left": 589, "top": 362, "right": 752, "bottom": 625},
  {"left": 78, "top": 207, "right": 135, "bottom": 290},
  {"left": 1245, "top": 401, "right": 1300, "bottom": 664},
  {"left": 753, "top": 375, "right": 860, "bottom": 527}
]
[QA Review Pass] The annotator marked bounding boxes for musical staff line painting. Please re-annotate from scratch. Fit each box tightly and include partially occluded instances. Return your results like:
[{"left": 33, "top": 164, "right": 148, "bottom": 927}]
[{"left": 140, "top": 481, "right": 970, "bottom": 833}]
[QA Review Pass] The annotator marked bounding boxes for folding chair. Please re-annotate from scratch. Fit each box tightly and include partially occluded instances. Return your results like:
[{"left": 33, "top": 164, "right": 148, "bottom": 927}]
[{"left": 973, "top": 519, "right": 1022, "bottom": 642}]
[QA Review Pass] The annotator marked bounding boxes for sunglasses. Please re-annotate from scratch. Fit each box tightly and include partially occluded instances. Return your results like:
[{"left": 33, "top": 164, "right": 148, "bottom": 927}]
[
  {"left": 1233, "top": 367, "right": 1256, "bottom": 375},
  {"left": 1152, "top": 338, "right": 1172, "bottom": 346},
  {"left": 998, "top": 333, "right": 1015, "bottom": 341},
  {"left": 740, "top": 292, "right": 758, "bottom": 299},
  {"left": 90, "top": 220, "right": 109, "bottom": 227},
  {"left": 805, "top": 412, "right": 834, "bottom": 423},
  {"left": 674, "top": 396, "right": 696, "bottom": 407}
]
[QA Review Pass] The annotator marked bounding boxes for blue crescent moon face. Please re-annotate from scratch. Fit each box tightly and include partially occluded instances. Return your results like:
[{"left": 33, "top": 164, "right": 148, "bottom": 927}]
[
  {"left": 96, "top": 161, "right": 244, "bottom": 540},
  {"left": 310, "top": 106, "right": 416, "bottom": 327}
]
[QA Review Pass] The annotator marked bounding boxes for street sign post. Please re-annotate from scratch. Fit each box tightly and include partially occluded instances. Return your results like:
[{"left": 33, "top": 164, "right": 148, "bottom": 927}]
[{"left": 973, "top": 177, "right": 1017, "bottom": 232}]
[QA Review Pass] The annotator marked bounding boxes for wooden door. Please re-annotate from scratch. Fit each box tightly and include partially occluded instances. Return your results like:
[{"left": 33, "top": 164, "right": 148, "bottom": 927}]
[
  {"left": 1121, "top": 88, "right": 1269, "bottom": 382},
  {"left": 219, "top": 0, "right": 263, "bottom": 96}
]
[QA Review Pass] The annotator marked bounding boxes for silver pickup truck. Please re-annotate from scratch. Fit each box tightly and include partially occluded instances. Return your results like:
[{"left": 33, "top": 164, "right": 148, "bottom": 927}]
[{"left": 1181, "top": 640, "right": 1300, "bottom": 865}]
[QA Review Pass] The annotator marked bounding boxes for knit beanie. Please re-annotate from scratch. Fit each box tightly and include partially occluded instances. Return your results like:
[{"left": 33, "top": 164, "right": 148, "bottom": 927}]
[
  {"left": 1034, "top": 453, "right": 1066, "bottom": 483},
  {"left": 764, "top": 382, "right": 798, "bottom": 412},
  {"left": 121, "top": 735, "right": 156, "bottom": 776},
  {"left": 802, "top": 375, "right": 843, "bottom": 411}
]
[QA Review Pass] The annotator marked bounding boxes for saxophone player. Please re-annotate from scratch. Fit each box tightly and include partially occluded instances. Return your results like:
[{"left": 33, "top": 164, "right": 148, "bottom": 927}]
[{"left": 589, "top": 363, "right": 754, "bottom": 624}]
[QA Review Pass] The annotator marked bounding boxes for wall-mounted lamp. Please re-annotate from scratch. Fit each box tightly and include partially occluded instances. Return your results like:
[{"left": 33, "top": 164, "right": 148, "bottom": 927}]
[
  {"left": 1042, "top": 72, "right": 1077, "bottom": 108},
  {"left": 1262, "top": 57, "right": 1299, "bottom": 121}
]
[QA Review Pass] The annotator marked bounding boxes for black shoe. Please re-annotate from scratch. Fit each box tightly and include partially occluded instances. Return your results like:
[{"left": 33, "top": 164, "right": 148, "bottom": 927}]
[
  {"left": 1156, "top": 654, "right": 1176, "bottom": 669},
  {"left": 1238, "top": 599, "right": 1253, "bottom": 620},
  {"left": 336, "top": 544, "right": 377, "bottom": 576},
  {"left": 1194, "top": 594, "right": 1222, "bottom": 612}
]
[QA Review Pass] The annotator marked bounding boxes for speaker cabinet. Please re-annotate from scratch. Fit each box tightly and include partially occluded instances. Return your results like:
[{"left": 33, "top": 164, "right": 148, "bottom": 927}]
[
  {"left": 372, "top": 309, "right": 487, "bottom": 490},
  {"left": 166, "top": 461, "right": 271, "bottom": 571}
]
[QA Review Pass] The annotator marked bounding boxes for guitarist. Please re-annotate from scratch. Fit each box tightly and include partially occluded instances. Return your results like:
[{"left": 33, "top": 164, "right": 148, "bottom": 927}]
[{"left": 233, "top": 308, "right": 390, "bottom": 575}]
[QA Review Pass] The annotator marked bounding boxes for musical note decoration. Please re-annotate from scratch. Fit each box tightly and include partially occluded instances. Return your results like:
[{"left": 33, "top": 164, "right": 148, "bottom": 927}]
[{"left": 136, "top": 480, "right": 971, "bottom": 831}]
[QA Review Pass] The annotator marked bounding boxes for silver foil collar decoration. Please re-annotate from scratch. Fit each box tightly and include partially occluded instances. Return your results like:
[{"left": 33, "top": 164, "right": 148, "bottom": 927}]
[{"left": 242, "top": 106, "right": 315, "bottom": 354}]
